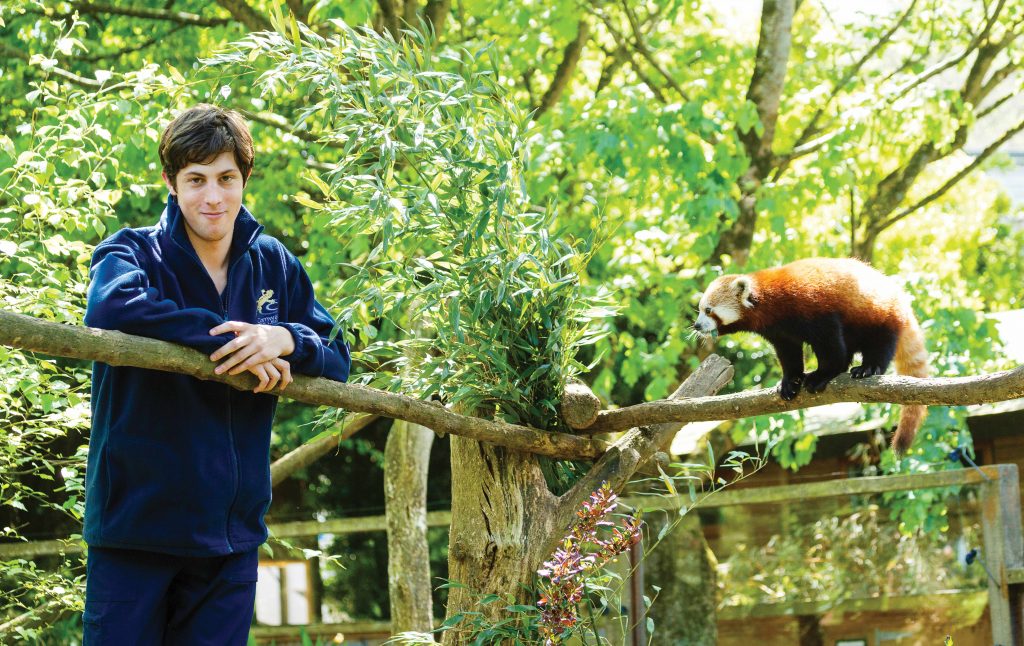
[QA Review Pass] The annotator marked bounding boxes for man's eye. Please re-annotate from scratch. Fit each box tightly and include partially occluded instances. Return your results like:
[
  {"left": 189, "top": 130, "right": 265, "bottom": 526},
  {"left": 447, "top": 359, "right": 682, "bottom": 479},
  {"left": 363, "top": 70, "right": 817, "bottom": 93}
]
[{"left": 221, "top": 176, "right": 235, "bottom": 183}]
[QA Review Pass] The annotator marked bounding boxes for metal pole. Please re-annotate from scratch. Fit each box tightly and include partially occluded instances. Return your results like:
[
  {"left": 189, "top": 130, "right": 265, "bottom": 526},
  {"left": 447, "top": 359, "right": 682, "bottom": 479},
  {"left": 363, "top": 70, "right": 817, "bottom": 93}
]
[{"left": 629, "top": 539, "right": 646, "bottom": 645}]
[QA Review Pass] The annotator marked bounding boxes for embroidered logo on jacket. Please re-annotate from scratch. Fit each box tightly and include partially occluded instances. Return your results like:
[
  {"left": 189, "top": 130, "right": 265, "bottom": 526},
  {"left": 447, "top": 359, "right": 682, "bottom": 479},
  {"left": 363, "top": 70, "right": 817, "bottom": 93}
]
[{"left": 256, "top": 289, "right": 279, "bottom": 324}]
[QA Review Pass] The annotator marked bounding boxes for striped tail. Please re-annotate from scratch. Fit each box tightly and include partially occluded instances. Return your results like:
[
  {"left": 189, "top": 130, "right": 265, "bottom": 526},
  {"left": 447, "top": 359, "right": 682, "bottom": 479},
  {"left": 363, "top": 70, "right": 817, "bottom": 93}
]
[{"left": 892, "top": 315, "right": 929, "bottom": 455}]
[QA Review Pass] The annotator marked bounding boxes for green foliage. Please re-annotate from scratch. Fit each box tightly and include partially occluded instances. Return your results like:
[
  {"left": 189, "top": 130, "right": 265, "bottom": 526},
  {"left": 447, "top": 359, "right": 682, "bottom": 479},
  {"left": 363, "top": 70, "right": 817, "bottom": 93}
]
[{"left": 205, "top": 23, "right": 614, "bottom": 432}]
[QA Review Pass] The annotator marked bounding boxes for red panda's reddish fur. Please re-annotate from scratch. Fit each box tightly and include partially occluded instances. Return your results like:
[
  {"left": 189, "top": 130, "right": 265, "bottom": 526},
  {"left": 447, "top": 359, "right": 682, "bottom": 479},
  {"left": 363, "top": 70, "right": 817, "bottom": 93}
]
[{"left": 705, "top": 258, "right": 929, "bottom": 454}]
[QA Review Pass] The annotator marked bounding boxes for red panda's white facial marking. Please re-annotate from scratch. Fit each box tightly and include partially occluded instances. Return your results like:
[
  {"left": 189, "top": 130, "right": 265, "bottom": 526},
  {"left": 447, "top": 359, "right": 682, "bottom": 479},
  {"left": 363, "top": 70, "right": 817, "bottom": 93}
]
[{"left": 693, "top": 275, "right": 751, "bottom": 336}]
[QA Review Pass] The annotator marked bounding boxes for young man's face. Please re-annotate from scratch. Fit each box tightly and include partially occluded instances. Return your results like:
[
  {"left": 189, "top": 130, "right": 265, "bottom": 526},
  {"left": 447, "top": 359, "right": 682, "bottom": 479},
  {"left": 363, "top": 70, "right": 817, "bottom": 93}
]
[{"left": 164, "top": 151, "right": 245, "bottom": 251}]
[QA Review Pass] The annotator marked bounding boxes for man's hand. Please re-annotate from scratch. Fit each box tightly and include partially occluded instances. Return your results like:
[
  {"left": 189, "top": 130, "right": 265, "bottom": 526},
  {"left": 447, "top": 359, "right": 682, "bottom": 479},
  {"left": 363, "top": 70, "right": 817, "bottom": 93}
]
[
  {"left": 248, "top": 357, "right": 293, "bottom": 394},
  {"left": 209, "top": 322, "right": 295, "bottom": 377}
]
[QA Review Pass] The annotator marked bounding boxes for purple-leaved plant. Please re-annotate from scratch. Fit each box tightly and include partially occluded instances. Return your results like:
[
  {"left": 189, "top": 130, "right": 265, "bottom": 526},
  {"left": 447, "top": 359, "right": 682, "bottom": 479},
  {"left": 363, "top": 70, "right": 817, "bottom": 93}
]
[{"left": 536, "top": 482, "right": 643, "bottom": 644}]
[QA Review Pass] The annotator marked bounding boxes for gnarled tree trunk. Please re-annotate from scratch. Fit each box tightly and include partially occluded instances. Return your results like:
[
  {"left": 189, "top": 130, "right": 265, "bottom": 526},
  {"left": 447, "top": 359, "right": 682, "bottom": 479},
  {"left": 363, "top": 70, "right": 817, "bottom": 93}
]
[{"left": 442, "top": 437, "right": 558, "bottom": 644}]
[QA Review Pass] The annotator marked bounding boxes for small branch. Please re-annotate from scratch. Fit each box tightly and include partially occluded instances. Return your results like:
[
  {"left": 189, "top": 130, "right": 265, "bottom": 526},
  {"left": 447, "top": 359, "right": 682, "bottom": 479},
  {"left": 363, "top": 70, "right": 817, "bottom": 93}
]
[
  {"left": 872, "top": 116, "right": 1024, "bottom": 231},
  {"left": 890, "top": 0, "right": 1007, "bottom": 104},
  {"left": 977, "top": 61, "right": 1019, "bottom": 104},
  {"left": 619, "top": 0, "right": 689, "bottom": 102},
  {"left": 976, "top": 88, "right": 1018, "bottom": 120},
  {"left": 553, "top": 354, "right": 734, "bottom": 551},
  {"left": 791, "top": 0, "right": 917, "bottom": 150},
  {"left": 772, "top": 128, "right": 843, "bottom": 179},
  {"left": 595, "top": 44, "right": 629, "bottom": 95},
  {"left": 74, "top": 23, "right": 192, "bottom": 62},
  {"left": 587, "top": 4, "right": 670, "bottom": 103},
  {"left": 237, "top": 109, "right": 345, "bottom": 148},
  {"left": 270, "top": 414, "right": 378, "bottom": 487},
  {"left": 0, "top": 42, "right": 111, "bottom": 90}
]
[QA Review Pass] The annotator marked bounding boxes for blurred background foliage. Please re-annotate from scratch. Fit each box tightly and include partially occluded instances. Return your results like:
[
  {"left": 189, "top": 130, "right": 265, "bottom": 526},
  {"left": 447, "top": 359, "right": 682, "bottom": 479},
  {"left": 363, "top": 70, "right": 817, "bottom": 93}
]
[{"left": 2, "top": 0, "right": 1023, "bottom": 638}]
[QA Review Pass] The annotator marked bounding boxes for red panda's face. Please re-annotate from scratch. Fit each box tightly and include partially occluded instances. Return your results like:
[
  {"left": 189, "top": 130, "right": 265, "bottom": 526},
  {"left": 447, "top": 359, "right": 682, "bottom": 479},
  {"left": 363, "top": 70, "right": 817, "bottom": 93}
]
[{"left": 694, "top": 275, "right": 753, "bottom": 335}]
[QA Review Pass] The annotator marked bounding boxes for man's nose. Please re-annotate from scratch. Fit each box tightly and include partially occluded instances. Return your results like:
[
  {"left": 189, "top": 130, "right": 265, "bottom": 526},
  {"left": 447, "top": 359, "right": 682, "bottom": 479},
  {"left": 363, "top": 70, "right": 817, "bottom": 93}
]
[{"left": 204, "top": 186, "right": 225, "bottom": 205}]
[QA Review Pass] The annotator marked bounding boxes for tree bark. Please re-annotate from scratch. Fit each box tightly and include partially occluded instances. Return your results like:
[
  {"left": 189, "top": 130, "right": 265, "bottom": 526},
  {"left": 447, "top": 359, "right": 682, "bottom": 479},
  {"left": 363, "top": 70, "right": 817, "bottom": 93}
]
[
  {"left": 534, "top": 20, "right": 590, "bottom": 118},
  {"left": 713, "top": 0, "right": 796, "bottom": 266},
  {"left": 442, "top": 432, "right": 558, "bottom": 643},
  {"left": 424, "top": 0, "right": 452, "bottom": 36},
  {"left": 645, "top": 514, "right": 718, "bottom": 644},
  {"left": 215, "top": 0, "right": 273, "bottom": 32},
  {"left": 385, "top": 419, "right": 436, "bottom": 633}
]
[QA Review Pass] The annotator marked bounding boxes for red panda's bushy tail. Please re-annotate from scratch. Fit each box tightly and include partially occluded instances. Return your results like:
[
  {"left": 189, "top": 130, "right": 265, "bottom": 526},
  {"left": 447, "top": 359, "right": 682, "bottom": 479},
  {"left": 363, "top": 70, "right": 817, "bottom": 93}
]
[{"left": 892, "top": 315, "right": 929, "bottom": 455}]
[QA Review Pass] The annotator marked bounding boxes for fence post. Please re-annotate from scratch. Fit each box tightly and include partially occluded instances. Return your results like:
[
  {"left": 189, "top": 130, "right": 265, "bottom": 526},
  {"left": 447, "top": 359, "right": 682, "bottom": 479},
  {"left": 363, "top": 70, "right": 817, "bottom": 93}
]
[{"left": 980, "top": 464, "right": 1023, "bottom": 646}]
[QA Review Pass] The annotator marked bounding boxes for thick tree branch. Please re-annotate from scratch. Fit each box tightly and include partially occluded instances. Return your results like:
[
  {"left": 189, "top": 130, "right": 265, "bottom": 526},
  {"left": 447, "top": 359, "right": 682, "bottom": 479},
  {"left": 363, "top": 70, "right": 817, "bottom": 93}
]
[
  {"left": 739, "top": 0, "right": 795, "bottom": 173},
  {"left": 5, "top": 310, "right": 1024, "bottom": 462},
  {"left": 872, "top": 116, "right": 1024, "bottom": 231},
  {"left": 533, "top": 19, "right": 590, "bottom": 119},
  {"left": 0, "top": 310, "right": 608, "bottom": 461},
  {"left": 215, "top": 0, "right": 273, "bottom": 32},
  {"left": 584, "top": 367, "right": 1024, "bottom": 435},
  {"left": 66, "top": 2, "right": 231, "bottom": 27},
  {"left": 424, "top": 0, "right": 452, "bottom": 37}
]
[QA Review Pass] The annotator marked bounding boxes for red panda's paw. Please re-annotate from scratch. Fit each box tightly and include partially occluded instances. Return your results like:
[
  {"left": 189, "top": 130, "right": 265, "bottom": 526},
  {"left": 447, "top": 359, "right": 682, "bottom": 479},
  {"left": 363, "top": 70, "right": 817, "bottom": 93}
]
[
  {"left": 850, "top": 364, "right": 885, "bottom": 379},
  {"left": 779, "top": 375, "right": 803, "bottom": 401},
  {"left": 803, "top": 370, "right": 838, "bottom": 394}
]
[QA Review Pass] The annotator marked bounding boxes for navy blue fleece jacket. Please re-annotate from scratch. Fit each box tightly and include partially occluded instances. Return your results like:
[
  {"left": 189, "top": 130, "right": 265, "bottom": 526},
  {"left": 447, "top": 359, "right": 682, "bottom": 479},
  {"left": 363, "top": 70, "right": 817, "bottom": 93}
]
[{"left": 83, "top": 194, "right": 350, "bottom": 556}]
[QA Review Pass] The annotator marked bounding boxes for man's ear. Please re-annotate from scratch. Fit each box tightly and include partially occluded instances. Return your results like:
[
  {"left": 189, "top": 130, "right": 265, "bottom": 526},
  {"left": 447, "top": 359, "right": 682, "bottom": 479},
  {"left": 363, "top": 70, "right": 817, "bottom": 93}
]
[
  {"left": 162, "top": 171, "right": 176, "bottom": 196},
  {"left": 734, "top": 276, "right": 755, "bottom": 308}
]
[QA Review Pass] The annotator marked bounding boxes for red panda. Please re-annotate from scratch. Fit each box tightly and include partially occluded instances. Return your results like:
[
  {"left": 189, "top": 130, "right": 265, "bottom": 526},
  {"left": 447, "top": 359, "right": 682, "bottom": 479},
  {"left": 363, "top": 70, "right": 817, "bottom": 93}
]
[{"left": 693, "top": 258, "right": 929, "bottom": 454}]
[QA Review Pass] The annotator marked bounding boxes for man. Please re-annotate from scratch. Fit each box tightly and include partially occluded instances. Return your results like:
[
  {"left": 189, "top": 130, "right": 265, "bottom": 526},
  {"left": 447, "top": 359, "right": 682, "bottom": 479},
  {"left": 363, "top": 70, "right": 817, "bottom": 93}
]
[{"left": 82, "top": 104, "right": 350, "bottom": 644}]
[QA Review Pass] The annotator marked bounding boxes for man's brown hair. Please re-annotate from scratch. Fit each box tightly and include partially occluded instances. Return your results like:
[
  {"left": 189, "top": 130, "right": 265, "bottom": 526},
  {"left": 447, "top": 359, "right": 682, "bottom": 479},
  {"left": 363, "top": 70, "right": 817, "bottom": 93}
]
[{"left": 159, "top": 104, "right": 254, "bottom": 188}]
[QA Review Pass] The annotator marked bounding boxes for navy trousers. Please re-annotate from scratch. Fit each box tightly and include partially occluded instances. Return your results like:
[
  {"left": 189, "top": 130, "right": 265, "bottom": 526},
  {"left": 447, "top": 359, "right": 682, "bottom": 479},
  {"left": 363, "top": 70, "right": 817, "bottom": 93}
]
[{"left": 83, "top": 546, "right": 258, "bottom": 646}]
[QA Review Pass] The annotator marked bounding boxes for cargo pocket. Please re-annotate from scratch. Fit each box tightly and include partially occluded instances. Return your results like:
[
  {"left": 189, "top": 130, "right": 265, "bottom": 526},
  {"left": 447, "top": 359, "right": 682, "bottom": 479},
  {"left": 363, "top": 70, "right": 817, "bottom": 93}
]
[
  {"left": 223, "top": 548, "right": 260, "bottom": 583},
  {"left": 82, "top": 599, "right": 131, "bottom": 645}
]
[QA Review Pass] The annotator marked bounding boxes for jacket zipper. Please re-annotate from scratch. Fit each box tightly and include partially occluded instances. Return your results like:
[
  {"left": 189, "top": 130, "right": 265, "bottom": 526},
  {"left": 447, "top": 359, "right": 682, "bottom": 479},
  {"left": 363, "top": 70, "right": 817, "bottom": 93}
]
[
  {"left": 171, "top": 224, "right": 258, "bottom": 554},
  {"left": 221, "top": 263, "right": 243, "bottom": 554}
]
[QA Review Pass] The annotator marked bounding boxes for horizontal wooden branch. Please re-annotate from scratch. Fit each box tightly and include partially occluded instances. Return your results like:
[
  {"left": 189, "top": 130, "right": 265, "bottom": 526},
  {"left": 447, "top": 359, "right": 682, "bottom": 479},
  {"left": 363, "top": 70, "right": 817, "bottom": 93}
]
[
  {"left": 0, "top": 310, "right": 607, "bottom": 461},
  {"left": 5, "top": 309, "right": 1024, "bottom": 457},
  {"left": 584, "top": 366, "right": 1024, "bottom": 434}
]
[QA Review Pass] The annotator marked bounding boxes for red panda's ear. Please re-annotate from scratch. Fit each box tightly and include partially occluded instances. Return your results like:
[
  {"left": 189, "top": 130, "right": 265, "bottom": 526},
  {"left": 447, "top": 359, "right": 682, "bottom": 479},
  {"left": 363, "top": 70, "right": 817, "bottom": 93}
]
[{"left": 734, "top": 276, "right": 755, "bottom": 308}]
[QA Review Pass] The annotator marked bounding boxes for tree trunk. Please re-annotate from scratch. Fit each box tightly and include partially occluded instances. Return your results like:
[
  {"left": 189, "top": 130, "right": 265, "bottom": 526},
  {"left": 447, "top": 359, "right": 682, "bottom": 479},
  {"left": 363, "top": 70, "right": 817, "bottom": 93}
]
[
  {"left": 645, "top": 513, "right": 718, "bottom": 644},
  {"left": 442, "top": 435, "right": 558, "bottom": 644},
  {"left": 384, "top": 419, "right": 437, "bottom": 633}
]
